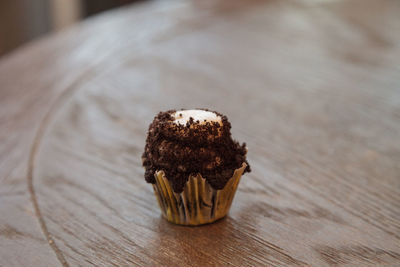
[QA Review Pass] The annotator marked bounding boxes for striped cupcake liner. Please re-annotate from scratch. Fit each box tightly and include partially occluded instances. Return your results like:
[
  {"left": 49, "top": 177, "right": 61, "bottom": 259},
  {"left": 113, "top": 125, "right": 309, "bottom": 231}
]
[{"left": 152, "top": 163, "right": 247, "bottom": 226}]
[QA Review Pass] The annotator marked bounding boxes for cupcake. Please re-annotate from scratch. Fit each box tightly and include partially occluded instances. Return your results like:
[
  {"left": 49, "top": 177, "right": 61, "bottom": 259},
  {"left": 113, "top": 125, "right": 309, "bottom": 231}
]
[{"left": 142, "top": 109, "right": 250, "bottom": 225}]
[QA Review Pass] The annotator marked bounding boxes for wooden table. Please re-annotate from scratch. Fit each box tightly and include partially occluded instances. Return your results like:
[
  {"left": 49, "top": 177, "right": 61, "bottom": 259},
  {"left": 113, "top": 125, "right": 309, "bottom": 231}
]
[{"left": 1, "top": 0, "right": 399, "bottom": 266}]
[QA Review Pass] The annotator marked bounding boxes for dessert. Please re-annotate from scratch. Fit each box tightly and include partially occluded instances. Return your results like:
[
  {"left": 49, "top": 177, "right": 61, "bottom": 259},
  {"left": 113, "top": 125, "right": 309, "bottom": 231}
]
[{"left": 142, "top": 109, "right": 250, "bottom": 225}]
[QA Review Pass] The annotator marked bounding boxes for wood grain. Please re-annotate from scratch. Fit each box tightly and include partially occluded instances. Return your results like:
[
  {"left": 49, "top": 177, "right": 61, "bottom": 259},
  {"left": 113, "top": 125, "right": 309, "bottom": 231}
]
[{"left": 1, "top": 0, "right": 400, "bottom": 266}]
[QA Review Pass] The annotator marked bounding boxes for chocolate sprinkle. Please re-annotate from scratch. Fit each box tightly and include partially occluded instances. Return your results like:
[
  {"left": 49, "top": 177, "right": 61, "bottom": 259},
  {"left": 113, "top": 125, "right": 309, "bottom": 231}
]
[{"left": 142, "top": 109, "right": 250, "bottom": 193}]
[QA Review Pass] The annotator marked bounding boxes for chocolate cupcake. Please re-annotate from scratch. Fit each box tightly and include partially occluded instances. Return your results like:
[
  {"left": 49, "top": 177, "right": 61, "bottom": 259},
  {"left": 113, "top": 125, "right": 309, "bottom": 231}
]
[{"left": 142, "top": 109, "right": 250, "bottom": 225}]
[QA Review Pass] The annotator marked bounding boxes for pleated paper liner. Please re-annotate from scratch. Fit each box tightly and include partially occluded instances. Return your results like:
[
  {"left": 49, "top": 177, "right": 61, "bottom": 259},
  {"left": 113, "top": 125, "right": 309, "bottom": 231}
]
[{"left": 152, "top": 163, "right": 247, "bottom": 226}]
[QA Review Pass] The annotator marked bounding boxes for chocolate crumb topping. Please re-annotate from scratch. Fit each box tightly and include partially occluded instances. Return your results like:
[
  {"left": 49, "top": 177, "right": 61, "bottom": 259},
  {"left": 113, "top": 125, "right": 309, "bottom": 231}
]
[{"left": 142, "top": 109, "right": 250, "bottom": 193}]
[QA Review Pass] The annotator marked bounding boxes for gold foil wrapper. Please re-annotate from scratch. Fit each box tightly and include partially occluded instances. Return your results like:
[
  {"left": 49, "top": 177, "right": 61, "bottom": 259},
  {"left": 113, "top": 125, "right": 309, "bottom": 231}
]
[{"left": 152, "top": 163, "right": 247, "bottom": 226}]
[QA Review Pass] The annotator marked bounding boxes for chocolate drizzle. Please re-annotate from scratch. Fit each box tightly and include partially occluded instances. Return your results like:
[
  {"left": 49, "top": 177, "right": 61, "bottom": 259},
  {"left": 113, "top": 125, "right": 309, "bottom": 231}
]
[{"left": 142, "top": 109, "right": 250, "bottom": 193}]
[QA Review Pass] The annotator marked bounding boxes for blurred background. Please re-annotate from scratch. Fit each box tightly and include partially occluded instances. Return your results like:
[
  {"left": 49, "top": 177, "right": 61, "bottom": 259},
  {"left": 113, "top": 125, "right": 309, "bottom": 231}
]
[{"left": 0, "top": 0, "right": 144, "bottom": 57}]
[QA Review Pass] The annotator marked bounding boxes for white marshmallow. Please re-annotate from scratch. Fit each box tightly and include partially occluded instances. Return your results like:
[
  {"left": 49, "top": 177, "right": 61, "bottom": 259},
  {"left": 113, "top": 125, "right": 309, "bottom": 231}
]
[{"left": 172, "top": 109, "right": 222, "bottom": 125}]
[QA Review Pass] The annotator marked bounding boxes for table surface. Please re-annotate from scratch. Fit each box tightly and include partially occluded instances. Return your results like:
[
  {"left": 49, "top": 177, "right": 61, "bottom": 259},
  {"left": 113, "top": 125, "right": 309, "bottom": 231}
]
[{"left": 1, "top": 0, "right": 400, "bottom": 266}]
